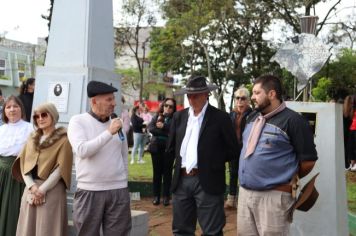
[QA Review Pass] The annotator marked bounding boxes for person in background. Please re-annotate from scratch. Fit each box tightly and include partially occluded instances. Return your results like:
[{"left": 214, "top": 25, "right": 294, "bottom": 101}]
[
  {"left": 141, "top": 104, "right": 153, "bottom": 124},
  {"left": 131, "top": 105, "right": 146, "bottom": 164},
  {"left": 121, "top": 96, "right": 131, "bottom": 135},
  {"left": 344, "top": 95, "right": 354, "bottom": 170},
  {"left": 167, "top": 76, "right": 239, "bottom": 235},
  {"left": 237, "top": 75, "right": 318, "bottom": 235},
  {"left": 141, "top": 104, "right": 153, "bottom": 148},
  {"left": 68, "top": 81, "right": 131, "bottom": 236},
  {"left": 148, "top": 98, "right": 177, "bottom": 206},
  {"left": 18, "top": 78, "right": 35, "bottom": 122},
  {"left": 345, "top": 94, "right": 356, "bottom": 171},
  {"left": 0, "top": 88, "right": 4, "bottom": 125},
  {"left": 0, "top": 95, "right": 32, "bottom": 236},
  {"left": 224, "top": 87, "right": 252, "bottom": 209},
  {"left": 12, "top": 103, "right": 72, "bottom": 236}
]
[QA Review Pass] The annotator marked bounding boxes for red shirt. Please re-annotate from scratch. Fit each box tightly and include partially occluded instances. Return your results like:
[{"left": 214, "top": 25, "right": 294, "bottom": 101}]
[{"left": 350, "top": 111, "right": 356, "bottom": 131}]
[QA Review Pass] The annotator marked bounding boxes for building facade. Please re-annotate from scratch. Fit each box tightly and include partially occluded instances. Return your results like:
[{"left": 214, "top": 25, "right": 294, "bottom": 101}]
[{"left": 0, "top": 38, "right": 46, "bottom": 97}]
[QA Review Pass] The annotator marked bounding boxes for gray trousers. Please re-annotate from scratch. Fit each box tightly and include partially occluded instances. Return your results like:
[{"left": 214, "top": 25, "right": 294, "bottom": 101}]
[
  {"left": 172, "top": 175, "right": 225, "bottom": 236},
  {"left": 73, "top": 187, "right": 132, "bottom": 236}
]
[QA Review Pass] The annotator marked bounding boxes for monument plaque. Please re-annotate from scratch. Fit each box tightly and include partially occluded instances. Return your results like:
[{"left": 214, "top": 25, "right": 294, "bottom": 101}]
[{"left": 48, "top": 82, "right": 70, "bottom": 113}]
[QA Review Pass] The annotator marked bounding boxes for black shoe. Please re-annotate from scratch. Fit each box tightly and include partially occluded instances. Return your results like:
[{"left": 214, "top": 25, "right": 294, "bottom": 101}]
[
  {"left": 163, "top": 197, "right": 170, "bottom": 206},
  {"left": 152, "top": 197, "right": 160, "bottom": 205}
]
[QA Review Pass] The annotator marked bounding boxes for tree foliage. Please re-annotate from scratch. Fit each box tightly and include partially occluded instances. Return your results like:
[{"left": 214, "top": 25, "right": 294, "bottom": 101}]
[
  {"left": 311, "top": 77, "right": 332, "bottom": 101},
  {"left": 150, "top": 0, "right": 282, "bottom": 110},
  {"left": 149, "top": 0, "right": 349, "bottom": 108},
  {"left": 115, "top": 0, "right": 159, "bottom": 102},
  {"left": 313, "top": 48, "right": 356, "bottom": 100},
  {"left": 41, "top": 0, "right": 54, "bottom": 43}
]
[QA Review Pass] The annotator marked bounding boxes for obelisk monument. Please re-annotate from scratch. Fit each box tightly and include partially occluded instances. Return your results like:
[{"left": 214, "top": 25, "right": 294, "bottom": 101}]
[{"left": 32, "top": 0, "right": 121, "bottom": 124}]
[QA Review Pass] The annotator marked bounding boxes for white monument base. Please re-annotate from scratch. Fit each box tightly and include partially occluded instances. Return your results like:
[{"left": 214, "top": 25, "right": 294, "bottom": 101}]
[
  {"left": 287, "top": 102, "right": 349, "bottom": 236},
  {"left": 130, "top": 210, "right": 149, "bottom": 236}
]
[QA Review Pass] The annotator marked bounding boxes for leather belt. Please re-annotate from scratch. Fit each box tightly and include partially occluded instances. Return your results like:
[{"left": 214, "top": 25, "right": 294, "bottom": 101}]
[
  {"left": 273, "top": 184, "right": 292, "bottom": 193},
  {"left": 181, "top": 168, "right": 198, "bottom": 176}
]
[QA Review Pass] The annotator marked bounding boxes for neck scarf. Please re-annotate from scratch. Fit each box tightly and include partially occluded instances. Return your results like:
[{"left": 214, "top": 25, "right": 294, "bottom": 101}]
[
  {"left": 180, "top": 108, "right": 204, "bottom": 173},
  {"left": 244, "top": 102, "right": 286, "bottom": 158}
]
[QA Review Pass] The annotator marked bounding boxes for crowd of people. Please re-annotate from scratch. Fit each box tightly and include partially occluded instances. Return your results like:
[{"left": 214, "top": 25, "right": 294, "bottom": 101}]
[{"left": 0, "top": 74, "right": 355, "bottom": 235}]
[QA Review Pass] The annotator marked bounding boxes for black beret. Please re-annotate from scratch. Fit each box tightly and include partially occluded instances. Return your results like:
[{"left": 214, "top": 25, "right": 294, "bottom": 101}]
[{"left": 87, "top": 80, "right": 118, "bottom": 98}]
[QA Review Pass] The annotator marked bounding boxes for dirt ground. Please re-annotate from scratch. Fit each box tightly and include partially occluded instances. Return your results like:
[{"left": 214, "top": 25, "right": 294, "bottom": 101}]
[{"left": 131, "top": 198, "right": 237, "bottom": 236}]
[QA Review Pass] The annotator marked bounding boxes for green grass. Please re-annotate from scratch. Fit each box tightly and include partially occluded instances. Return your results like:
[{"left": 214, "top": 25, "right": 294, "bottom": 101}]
[
  {"left": 128, "top": 153, "right": 153, "bottom": 182},
  {"left": 347, "top": 172, "right": 356, "bottom": 214}
]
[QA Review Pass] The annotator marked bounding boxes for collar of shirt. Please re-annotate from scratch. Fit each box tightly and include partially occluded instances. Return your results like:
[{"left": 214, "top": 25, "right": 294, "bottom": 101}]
[
  {"left": 188, "top": 101, "right": 208, "bottom": 126},
  {"left": 88, "top": 110, "right": 110, "bottom": 123}
]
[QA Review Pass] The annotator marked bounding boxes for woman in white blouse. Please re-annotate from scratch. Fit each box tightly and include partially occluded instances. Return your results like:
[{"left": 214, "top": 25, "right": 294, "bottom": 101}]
[{"left": 0, "top": 95, "right": 33, "bottom": 236}]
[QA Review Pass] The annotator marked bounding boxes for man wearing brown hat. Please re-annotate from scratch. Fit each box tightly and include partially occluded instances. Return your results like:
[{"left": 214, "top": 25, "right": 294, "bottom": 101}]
[
  {"left": 167, "top": 76, "right": 239, "bottom": 235},
  {"left": 68, "top": 80, "right": 131, "bottom": 236},
  {"left": 237, "top": 75, "right": 318, "bottom": 235}
]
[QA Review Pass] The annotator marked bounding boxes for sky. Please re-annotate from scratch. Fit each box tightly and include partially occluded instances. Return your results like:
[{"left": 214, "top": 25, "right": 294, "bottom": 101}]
[{"left": 0, "top": 0, "right": 354, "bottom": 44}]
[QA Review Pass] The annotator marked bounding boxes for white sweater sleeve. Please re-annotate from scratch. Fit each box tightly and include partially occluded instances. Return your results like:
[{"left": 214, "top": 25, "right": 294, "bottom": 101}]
[
  {"left": 67, "top": 115, "right": 113, "bottom": 159},
  {"left": 23, "top": 173, "right": 36, "bottom": 189},
  {"left": 38, "top": 167, "right": 61, "bottom": 194}
]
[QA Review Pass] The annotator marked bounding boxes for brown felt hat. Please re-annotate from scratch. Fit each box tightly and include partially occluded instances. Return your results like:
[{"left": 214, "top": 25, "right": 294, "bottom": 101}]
[{"left": 294, "top": 173, "right": 320, "bottom": 212}]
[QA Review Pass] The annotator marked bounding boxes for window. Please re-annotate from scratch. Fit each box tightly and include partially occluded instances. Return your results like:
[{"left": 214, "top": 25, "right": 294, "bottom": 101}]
[
  {"left": 0, "top": 59, "right": 5, "bottom": 76},
  {"left": 18, "top": 62, "right": 25, "bottom": 80}
]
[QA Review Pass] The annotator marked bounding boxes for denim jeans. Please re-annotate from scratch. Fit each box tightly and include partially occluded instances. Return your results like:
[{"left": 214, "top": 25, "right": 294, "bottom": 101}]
[{"left": 131, "top": 132, "right": 145, "bottom": 161}]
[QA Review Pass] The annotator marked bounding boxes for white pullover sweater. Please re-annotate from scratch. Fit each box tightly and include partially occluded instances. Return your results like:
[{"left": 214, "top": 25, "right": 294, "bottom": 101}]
[{"left": 68, "top": 113, "right": 128, "bottom": 191}]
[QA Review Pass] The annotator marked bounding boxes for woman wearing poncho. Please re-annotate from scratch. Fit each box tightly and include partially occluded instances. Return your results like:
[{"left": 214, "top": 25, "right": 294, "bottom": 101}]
[
  {"left": 12, "top": 103, "right": 73, "bottom": 236},
  {"left": 0, "top": 95, "right": 32, "bottom": 236}
]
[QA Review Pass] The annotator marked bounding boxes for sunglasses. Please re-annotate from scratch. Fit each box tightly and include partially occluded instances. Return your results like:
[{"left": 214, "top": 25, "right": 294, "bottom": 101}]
[
  {"left": 164, "top": 104, "right": 174, "bottom": 109},
  {"left": 33, "top": 112, "right": 49, "bottom": 120},
  {"left": 235, "top": 96, "right": 247, "bottom": 101}
]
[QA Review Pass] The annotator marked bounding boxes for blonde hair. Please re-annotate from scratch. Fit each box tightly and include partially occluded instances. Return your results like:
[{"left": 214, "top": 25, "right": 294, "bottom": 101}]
[
  {"left": 343, "top": 95, "right": 356, "bottom": 118},
  {"left": 33, "top": 103, "right": 59, "bottom": 128},
  {"left": 234, "top": 87, "right": 250, "bottom": 101}
]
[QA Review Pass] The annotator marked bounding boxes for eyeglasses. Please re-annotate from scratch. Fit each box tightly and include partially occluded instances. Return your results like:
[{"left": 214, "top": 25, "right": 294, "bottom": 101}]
[
  {"left": 33, "top": 112, "right": 49, "bottom": 120},
  {"left": 234, "top": 96, "right": 247, "bottom": 101},
  {"left": 164, "top": 104, "right": 174, "bottom": 109}
]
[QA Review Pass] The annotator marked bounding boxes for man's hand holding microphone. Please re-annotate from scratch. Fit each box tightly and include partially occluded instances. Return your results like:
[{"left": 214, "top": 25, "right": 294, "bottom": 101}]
[{"left": 109, "top": 113, "right": 125, "bottom": 141}]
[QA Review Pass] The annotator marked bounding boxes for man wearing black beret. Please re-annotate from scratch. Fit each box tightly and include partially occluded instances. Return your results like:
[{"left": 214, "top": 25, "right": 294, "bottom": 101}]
[{"left": 68, "top": 80, "right": 131, "bottom": 236}]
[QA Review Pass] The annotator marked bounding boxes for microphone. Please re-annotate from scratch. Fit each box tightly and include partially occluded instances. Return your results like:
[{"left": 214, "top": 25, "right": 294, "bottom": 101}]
[{"left": 110, "top": 113, "right": 125, "bottom": 141}]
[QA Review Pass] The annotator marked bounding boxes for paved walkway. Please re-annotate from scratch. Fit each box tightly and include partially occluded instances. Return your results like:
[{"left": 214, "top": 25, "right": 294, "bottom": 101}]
[{"left": 131, "top": 198, "right": 237, "bottom": 236}]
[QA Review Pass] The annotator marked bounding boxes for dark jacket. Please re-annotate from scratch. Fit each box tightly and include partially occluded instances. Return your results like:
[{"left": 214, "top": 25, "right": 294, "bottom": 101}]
[
  {"left": 131, "top": 114, "right": 144, "bottom": 133},
  {"left": 148, "top": 114, "right": 173, "bottom": 153},
  {"left": 167, "top": 104, "right": 239, "bottom": 195},
  {"left": 230, "top": 106, "right": 252, "bottom": 157},
  {"left": 18, "top": 93, "right": 34, "bottom": 122}
]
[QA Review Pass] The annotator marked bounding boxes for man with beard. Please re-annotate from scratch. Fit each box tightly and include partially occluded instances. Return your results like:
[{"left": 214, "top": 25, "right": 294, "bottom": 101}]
[
  {"left": 237, "top": 75, "right": 318, "bottom": 235},
  {"left": 68, "top": 81, "right": 131, "bottom": 236}
]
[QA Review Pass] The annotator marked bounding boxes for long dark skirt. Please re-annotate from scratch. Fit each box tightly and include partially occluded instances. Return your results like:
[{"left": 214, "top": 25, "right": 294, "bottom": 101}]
[{"left": 0, "top": 156, "right": 25, "bottom": 236}]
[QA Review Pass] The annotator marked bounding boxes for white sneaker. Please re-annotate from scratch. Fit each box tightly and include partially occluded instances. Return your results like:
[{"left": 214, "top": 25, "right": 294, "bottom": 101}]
[
  {"left": 137, "top": 160, "right": 146, "bottom": 164},
  {"left": 350, "top": 165, "right": 356, "bottom": 172},
  {"left": 130, "top": 160, "right": 134, "bottom": 165},
  {"left": 346, "top": 164, "right": 352, "bottom": 171}
]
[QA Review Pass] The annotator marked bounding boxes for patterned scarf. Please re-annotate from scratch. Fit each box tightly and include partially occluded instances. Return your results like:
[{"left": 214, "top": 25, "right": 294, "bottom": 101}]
[{"left": 244, "top": 102, "right": 286, "bottom": 158}]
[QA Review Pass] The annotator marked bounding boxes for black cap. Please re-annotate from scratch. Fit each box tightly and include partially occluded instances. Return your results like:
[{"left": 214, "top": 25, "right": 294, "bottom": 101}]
[{"left": 87, "top": 80, "right": 118, "bottom": 98}]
